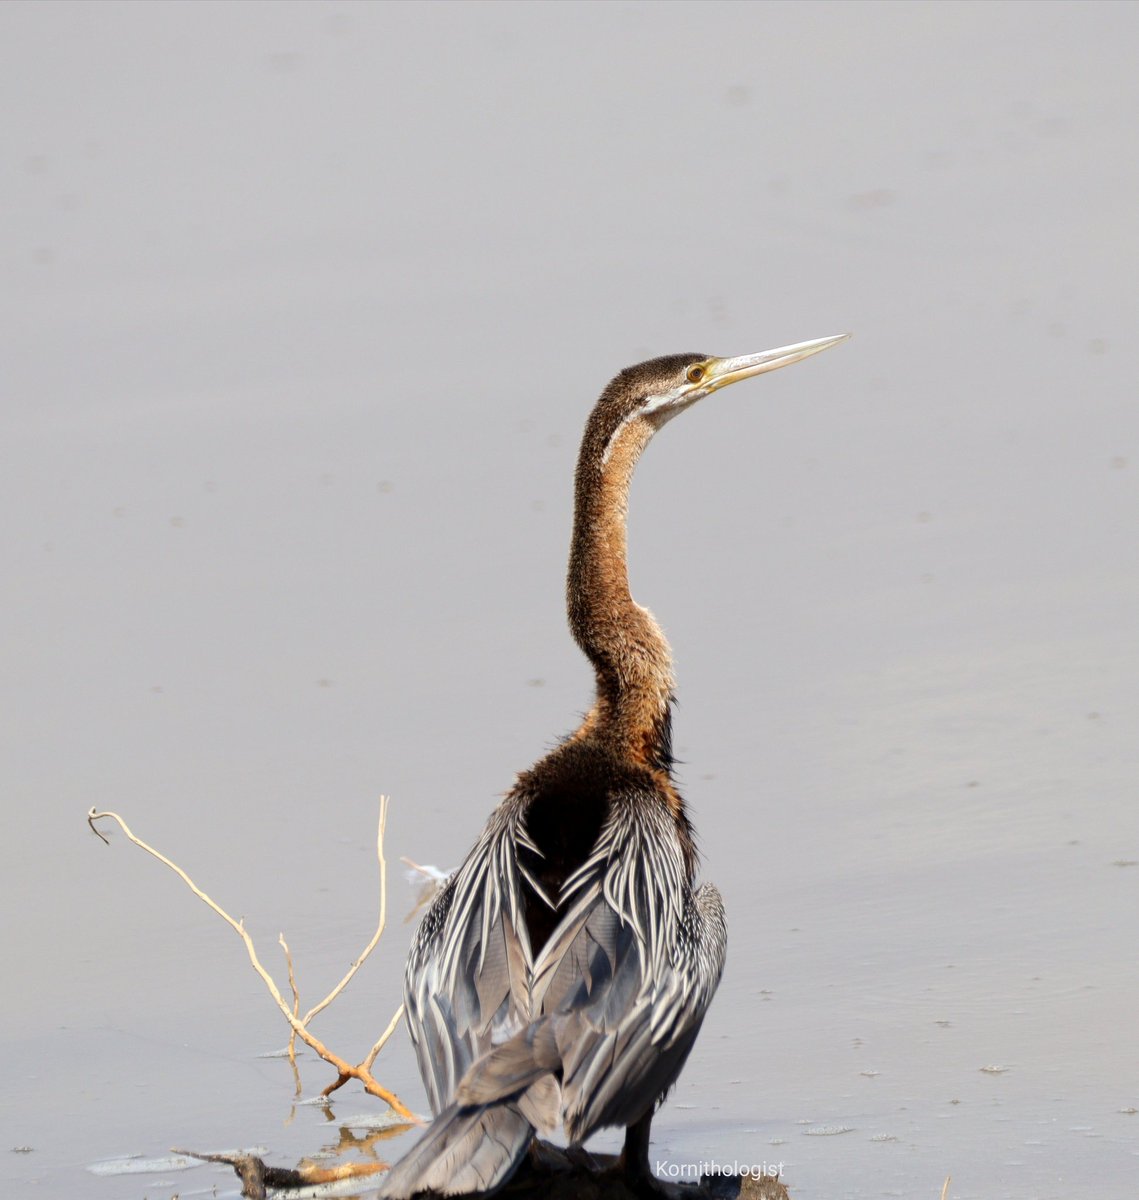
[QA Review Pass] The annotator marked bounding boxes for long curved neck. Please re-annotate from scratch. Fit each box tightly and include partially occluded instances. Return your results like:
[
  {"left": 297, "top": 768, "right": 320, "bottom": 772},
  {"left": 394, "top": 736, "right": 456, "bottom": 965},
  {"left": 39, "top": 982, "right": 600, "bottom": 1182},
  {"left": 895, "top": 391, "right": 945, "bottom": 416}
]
[{"left": 566, "top": 416, "right": 674, "bottom": 768}]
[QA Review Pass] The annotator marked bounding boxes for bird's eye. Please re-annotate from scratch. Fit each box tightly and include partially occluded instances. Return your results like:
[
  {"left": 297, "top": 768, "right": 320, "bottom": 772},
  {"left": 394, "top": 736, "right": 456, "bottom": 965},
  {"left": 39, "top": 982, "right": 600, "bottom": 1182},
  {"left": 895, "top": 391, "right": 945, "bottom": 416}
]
[{"left": 686, "top": 365, "right": 705, "bottom": 384}]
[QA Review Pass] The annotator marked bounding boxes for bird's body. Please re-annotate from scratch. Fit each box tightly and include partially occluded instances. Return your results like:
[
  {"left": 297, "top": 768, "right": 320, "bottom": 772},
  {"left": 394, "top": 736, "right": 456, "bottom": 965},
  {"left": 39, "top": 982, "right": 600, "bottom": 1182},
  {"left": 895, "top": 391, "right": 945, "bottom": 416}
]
[{"left": 381, "top": 336, "right": 847, "bottom": 1197}]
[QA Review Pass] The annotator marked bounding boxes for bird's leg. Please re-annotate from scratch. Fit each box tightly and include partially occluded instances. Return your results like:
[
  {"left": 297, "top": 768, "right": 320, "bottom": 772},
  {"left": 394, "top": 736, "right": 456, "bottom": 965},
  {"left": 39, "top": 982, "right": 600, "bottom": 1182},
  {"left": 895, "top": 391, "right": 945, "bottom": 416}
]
[
  {"left": 622, "top": 1112, "right": 651, "bottom": 1174},
  {"left": 619, "top": 1112, "right": 676, "bottom": 1196}
]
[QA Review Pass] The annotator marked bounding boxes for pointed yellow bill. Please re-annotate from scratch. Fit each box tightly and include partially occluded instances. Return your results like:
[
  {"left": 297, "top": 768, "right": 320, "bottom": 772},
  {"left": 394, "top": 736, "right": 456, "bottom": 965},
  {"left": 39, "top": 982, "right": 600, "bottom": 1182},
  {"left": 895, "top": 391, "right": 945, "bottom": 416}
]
[{"left": 703, "top": 333, "right": 850, "bottom": 394}]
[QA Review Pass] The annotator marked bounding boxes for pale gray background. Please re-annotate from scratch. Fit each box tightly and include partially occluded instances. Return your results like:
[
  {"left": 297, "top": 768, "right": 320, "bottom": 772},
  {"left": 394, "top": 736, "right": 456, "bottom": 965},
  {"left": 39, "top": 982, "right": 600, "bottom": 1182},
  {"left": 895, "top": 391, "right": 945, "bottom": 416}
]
[{"left": 2, "top": 2, "right": 1136, "bottom": 1198}]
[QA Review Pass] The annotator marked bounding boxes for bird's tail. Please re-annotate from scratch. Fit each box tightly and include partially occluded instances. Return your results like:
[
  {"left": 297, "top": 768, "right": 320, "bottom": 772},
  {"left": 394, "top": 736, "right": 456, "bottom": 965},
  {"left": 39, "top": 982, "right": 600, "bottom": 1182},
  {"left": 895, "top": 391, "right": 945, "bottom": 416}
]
[
  {"left": 378, "top": 1100, "right": 535, "bottom": 1198},
  {"left": 380, "top": 1025, "right": 568, "bottom": 1197},
  {"left": 455, "top": 1019, "right": 562, "bottom": 1113}
]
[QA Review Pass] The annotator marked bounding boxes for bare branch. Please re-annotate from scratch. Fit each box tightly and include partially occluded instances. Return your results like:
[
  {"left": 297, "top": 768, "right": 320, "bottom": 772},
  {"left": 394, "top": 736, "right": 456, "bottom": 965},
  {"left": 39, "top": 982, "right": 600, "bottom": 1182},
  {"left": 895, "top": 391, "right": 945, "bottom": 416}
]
[
  {"left": 280, "top": 933, "right": 301, "bottom": 1089},
  {"left": 302, "top": 794, "right": 392, "bottom": 1026},
  {"left": 87, "top": 810, "right": 110, "bottom": 844},
  {"left": 172, "top": 1147, "right": 387, "bottom": 1197},
  {"left": 87, "top": 802, "right": 415, "bottom": 1119},
  {"left": 364, "top": 1003, "right": 406, "bottom": 1073},
  {"left": 87, "top": 807, "right": 294, "bottom": 1012}
]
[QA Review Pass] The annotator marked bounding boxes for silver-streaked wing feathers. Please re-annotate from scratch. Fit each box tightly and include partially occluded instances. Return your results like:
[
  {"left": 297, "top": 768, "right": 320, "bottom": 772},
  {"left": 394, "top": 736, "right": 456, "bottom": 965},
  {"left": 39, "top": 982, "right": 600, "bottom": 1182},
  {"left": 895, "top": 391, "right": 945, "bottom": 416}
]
[
  {"left": 456, "top": 799, "right": 726, "bottom": 1142},
  {"left": 391, "top": 792, "right": 725, "bottom": 1198},
  {"left": 403, "top": 799, "right": 534, "bottom": 1115}
]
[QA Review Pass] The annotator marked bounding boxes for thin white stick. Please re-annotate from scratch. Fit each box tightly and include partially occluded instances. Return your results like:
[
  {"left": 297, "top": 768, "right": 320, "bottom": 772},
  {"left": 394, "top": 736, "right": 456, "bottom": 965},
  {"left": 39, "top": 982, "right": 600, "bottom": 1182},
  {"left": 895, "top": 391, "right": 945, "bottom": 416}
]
[
  {"left": 364, "top": 1003, "right": 406, "bottom": 1072},
  {"left": 87, "top": 807, "right": 296, "bottom": 1019},
  {"left": 302, "top": 795, "right": 391, "bottom": 1026}
]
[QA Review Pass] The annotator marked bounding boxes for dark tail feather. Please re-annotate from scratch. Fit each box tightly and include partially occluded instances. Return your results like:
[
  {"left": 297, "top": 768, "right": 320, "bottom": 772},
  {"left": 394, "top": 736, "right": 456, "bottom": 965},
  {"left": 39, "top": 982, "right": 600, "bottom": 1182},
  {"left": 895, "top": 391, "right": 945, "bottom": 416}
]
[
  {"left": 455, "top": 1020, "right": 561, "bottom": 1109},
  {"left": 378, "top": 1102, "right": 533, "bottom": 1198}
]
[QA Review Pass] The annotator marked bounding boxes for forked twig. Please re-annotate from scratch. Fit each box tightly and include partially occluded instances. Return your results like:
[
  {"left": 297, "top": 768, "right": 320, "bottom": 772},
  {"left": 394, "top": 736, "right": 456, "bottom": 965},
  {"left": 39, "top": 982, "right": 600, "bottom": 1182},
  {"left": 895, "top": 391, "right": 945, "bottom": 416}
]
[
  {"left": 87, "top": 799, "right": 412, "bottom": 1118},
  {"left": 303, "top": 798, "right": 394, "bottom": 1025},
  {"left": 364, "top": 1004, "right": 407, "bottom": 1073},
  {"left": 280, "top": 933, "right": 302, "bottom": 1075}
]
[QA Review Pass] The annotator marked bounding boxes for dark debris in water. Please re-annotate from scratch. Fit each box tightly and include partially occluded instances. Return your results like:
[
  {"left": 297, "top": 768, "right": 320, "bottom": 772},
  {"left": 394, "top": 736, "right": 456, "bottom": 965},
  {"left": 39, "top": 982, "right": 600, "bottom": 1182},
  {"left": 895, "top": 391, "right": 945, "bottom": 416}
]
[
  {"left": 175, "top": 1142, "right": 791, "bottom": 1200},
  {"left": 173, "top": 1148, "right": 336, "bottom": 1200}
]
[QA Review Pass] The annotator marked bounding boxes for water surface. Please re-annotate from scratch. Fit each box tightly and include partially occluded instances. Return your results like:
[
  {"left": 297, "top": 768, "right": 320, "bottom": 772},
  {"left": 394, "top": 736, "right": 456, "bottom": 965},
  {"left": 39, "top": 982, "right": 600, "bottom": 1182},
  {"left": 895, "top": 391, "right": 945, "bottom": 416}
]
[{"left": 2, "top": 3, "right": 1137, "bottom": 1198}]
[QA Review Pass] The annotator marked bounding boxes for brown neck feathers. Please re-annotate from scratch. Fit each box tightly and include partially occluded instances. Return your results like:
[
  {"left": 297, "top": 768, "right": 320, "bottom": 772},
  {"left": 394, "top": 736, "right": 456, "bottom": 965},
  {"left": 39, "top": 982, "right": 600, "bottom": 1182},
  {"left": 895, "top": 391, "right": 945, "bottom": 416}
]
[{"left": 566, "top": 413, "right": 674, "bottom": 769}]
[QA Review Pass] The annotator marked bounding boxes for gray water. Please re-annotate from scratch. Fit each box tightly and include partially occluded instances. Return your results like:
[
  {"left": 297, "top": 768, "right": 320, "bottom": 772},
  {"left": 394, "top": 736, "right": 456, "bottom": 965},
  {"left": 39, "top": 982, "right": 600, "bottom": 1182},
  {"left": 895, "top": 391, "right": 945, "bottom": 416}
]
[{"left": 3, "top": 3, "right": 1137, "bottom": 1198}]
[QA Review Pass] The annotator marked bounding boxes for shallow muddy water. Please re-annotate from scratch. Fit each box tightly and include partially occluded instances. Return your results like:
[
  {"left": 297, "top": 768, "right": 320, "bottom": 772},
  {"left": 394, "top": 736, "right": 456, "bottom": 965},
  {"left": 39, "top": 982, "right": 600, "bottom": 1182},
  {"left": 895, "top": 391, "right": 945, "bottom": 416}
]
[{"left": 3, "top": 4, "right": 1137, "bottom": 1198}]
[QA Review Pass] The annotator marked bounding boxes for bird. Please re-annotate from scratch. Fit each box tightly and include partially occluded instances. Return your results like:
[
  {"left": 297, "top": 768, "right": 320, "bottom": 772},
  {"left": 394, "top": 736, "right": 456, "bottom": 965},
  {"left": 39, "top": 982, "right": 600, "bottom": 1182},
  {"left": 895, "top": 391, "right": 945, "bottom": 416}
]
[{"left": 380, "top": 333, "right": 849, "bottom": 1198}]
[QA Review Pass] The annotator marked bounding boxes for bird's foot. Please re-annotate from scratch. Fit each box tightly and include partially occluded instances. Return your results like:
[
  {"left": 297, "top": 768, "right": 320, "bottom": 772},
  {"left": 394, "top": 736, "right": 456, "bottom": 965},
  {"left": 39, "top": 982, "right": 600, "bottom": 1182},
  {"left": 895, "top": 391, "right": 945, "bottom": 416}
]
[{"left": 617, "top": 1154, "right": 688, "bottom": 1200}]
